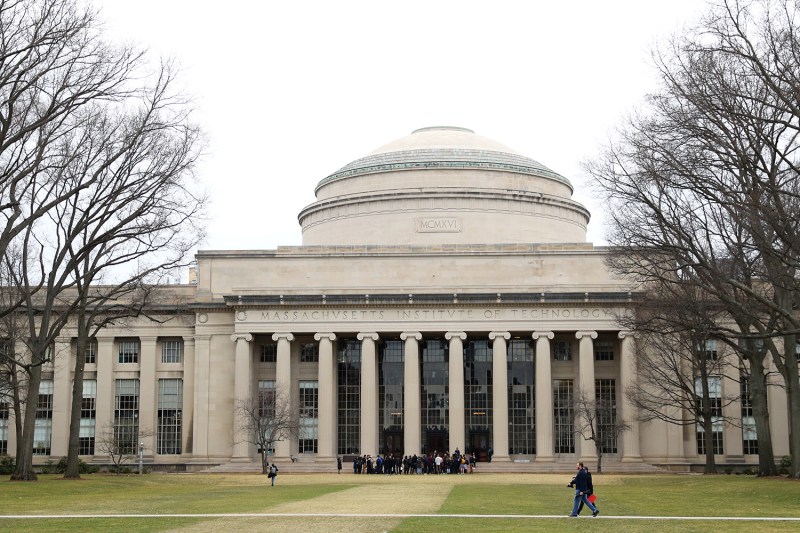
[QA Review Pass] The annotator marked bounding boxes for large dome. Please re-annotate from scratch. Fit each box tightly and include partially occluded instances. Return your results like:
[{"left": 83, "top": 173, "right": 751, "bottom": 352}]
[{"left": 298, "top": 127, "right": 590, "bottom": 246}]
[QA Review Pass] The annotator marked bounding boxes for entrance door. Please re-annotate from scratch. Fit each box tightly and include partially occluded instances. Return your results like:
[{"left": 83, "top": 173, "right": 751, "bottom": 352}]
[
  {"left": 469, "top": 431, "right": 490, "bottom": 461},
  {"left": 424, "top": 430, "right": 448, "bottom": 455},
  {"left": 382, "top": 430, "right": 403, "bottom": 456}
]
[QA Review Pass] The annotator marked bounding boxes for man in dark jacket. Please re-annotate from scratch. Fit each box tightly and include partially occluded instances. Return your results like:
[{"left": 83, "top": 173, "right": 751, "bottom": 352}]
[{"left": 569, "top": 462, "right": 599, "bottom": 517}]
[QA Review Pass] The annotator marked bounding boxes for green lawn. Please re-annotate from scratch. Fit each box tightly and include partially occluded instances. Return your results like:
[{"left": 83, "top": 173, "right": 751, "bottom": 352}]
[{"left": 1, "top": 473, "right": 799, "bottom": 532}]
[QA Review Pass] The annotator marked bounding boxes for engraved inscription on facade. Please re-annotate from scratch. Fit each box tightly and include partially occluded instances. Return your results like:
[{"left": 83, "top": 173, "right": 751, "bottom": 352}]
[
  {"left": 415, "top": 217, "right": 462, "bottom": 233},
  {"left": 254, "top": 307, "right": 614, "bottom": 323}
]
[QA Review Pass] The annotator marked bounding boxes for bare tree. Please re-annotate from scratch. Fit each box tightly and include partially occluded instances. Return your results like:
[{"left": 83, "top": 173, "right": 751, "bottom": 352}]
[
  {"left": 236, "top": 386, "right": 298, "bottom": 474},
  {"left": 0, "top": 1, "right": 205, "bottom": 481},
  {"left": 95, "top": 424, "right": 154, "bottom": 475},
  {"left": 573, "top": 388, "right": 630, "bottom": 474},
  {"left": 586, "top": 0, "right": 800, "bottom": 476},
  {"left": 0, "top": 0, "right": 146, "bottom": 311}
]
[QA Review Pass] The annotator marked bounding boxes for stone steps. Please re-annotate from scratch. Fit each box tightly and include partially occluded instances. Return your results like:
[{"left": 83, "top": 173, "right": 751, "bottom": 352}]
[{"left": 201, "top": 459, "right": 668, "bottom": 475}]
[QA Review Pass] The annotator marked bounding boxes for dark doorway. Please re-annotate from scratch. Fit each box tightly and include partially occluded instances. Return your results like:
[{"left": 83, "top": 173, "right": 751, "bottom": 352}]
[
  {"left": 424, "top": 429, "right": 448, "bottom": 454},
  {"left": 382, "top": 430, "right": 403, "bottom": 456},
  {"left": 469, "top": 431, "right": 490, "bottom": 461}
]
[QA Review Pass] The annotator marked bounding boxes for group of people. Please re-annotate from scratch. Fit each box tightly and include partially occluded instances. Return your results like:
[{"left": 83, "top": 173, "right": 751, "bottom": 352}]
[
  {"left": 341, "top": 449, "right": 477, "bottom": 475},
  {"left": 568, "top": 461, "right": 599, "bottom": 517}
]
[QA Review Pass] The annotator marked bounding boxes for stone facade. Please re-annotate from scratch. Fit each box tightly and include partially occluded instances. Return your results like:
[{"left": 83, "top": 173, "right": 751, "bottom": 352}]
[{"left": 5, "top": 127, "right": 790, "bottom": 471}]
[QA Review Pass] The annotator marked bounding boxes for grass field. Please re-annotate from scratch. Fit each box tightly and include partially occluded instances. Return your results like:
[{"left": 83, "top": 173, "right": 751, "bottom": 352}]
[{"left": 1, "top": 472, "right": 799, "bottom": 532}]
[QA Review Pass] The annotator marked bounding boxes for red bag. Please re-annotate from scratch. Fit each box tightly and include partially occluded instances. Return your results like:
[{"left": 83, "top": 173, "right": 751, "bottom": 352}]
[{"left": 588, "top": 494, "right": 597, "bottom": 504}]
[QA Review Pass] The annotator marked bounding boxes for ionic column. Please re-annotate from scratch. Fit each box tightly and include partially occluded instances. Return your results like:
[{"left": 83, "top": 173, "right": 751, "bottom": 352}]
[
  {"left": 192, "top": 335, "right": 211, "bottom": 459},
  {"left": 315, "top": 333, "right": 337, "bottom": 462},
  {"left": 533, "top": 331, "right": 555, "bottom": 462},
  {"left": 358, "top": 332, "right": 379, "bottom": 457},
  {"left": 93, "top": 338, "right": 114, "bottom": 463},
  {"left": 576, "top": 331, "right": 597, "bottom": 460},
  {"left": 489, "top": 331, "right": 510, "bottom": 462},
  {"left": 139, "top": 336, "right": 158, "bottom": 457},
  {"left": 619, "top": 332, "right": 642, "bottom": 462},
  {"left": 231, "top": 333, "right": 253, "bottom": 461},
  {"left": 181, "top": 336, "right": 195, "bottom": 455},
  {"left": 446, "top": 332, "right": 466, "bottom": 454},
  {"left": 272, "top": 332, "right": 294, "bottom": 459},
  {"left": 50, "top": 338, "right": 72, "bottom": 457},
  {"left": 401, "top": 332, "right": 422, "bottom": 456}
]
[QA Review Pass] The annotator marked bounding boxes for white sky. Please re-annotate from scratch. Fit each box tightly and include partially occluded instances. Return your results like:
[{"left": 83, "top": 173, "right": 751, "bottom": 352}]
[{"left": 95, "top": 0, "right": 707, "bottom": 252}]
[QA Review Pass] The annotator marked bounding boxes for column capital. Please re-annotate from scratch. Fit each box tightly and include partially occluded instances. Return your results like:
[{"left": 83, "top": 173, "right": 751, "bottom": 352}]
[
  {"left": 445, "top": 331, "right": 466, "bottom": 341},
  {"left": 357, "top": 332, "right": 380, "bottom": 341},
  {"left": 271, "top": 332, "right": 294, "bottom": 342},
  {"left": 618, "top": 330, "right": 637, "bottom": 339},
  {"left": 314, "top": 332, "right": 337, "bottom": 342},
  {"left": 400, "top": 332, "right": 422, "bottom": 341},
  {"left": 231, "top": 333, "right": 253, "bottom": 343},
  {"left": 489, "top": 331, "right": 510, "bottom": 341},
  {"left": 575, "top": 330, "right": 598, "bottom": 340},
  {"left": 532, "top": 331, "right": 554, "bottom": 340},
  {"left": 182, "top": 336, "right": 196, "bottom": 346},
  {"left": 140, "top": 336, "right": 158, "bottom": 343}
]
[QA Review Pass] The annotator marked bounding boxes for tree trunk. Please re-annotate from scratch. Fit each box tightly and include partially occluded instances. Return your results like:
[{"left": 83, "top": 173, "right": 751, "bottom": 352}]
[
  {"left": 65, "top": 322, "right": 88, "bottom": 479},
  {"left": 783, "top": 335, "right": 800, "bottom": 479},
  {"left": 11, "top": 363, "right": 41, "bottom": 481},
  {"left": 747, "top": 357, "right": 776, "bottom": 476}
]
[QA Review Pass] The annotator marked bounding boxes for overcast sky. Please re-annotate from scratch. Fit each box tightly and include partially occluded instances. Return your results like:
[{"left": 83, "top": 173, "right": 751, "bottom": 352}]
[{"left": 96, "top": 0, "right": 707, "bottom": 252}]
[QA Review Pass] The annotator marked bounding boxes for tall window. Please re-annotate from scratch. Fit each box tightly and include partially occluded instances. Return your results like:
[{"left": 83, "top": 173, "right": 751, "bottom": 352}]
[
  {"left": 553, "top": 379, "right": 574, "bottom": 453},
  {"left": 594, "top": 340, "right": 614, "bottom": 361},
  {"left": 300, "top": 343, "right": 319, "bottom": 363},
  {"left": 118, "top": 339, "right": 139, "bottom": 364},
  {"left": 465, "top": 339, "right": 492, "bottom": 454},
  {"left": 34, "top": 379, "right": 54, "bottom": 455},
  {"left": 161, "top": 339, "right": 183, "bottom": 364},
  {"left": 741, "top": 372, "right": 758, "bottom": 455},
  {"left": 0, "top": 396, "right": 9, "bottom": 455},
  {"left": 260, "top": 342, "right": 277, "bottom": 363},
  {"left": 508, "top": 339, "right": 535, "bottom": 454},
  {"left": 157, "top": 379, "right": 182, "bottom": 454},
  {"left": 552, "top": 340, "right": 572, "bottom": 361},
  {"left": 114, "top": 379, "right": 140, "bottom": 455},
  {"left": 337, "top": 339, "right": 360, "bottom": 455},
  {"left": 695, "top": 376, "right": 723, "bottom": 455},
  {"left": 79, "top": 380, "right": 97, "bottom": 455},
  {"left": 701, "top": 339, "right": 718, "bottom": 361},
  {"left": 421, "top": 338, "right": 448, "bottom": 454},
  {"left": 298, "top": 381, "right": 318, "bottom": 453},
  {"left": 379, "top": 339, "right": 404, "bottom": 455},
  {"left": 596, "top": 379, "right": 617, "bottom": 453},
  {"left": 258, "top": 380, "right": 276, "bottom": 455},
  {"left": 84, "top": 338, "right": 97, "bottom": 364}
]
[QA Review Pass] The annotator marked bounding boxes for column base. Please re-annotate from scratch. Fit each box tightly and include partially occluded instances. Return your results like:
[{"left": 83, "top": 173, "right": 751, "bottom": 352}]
[
  {"left": 489, "top": 455, "right": 511, "bottom": 463},
  {"left": 535, "top": 455, "right": 555, "bottom": 463},
  {"left": 230, "top": 456, "right": 253, "bottom": 463},
  {"left": 620, "top": 455, "right": 643, "bottom": 463},
  {"left": 315, "top": 455, "right": 336, "bottom": 464}
]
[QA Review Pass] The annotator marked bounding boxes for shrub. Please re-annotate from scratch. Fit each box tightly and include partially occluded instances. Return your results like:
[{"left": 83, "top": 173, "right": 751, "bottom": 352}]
[
  {"left": 0, "top": 456, "right": 14, "bottom": 475},
  {"left": 54, "top": 456, "right": 95, "bottom": 474},
  {"left": 779, "top": 455, "right": 792, "bottom": 476}
]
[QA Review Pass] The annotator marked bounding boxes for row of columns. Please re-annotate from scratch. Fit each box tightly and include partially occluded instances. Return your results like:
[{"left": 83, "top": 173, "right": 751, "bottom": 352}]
[
  {"left": 46, "top": 336, "right": 196, "bottom": 460},
  {"left": 229, "top": 330, "right": 641, "bottom": 463}
]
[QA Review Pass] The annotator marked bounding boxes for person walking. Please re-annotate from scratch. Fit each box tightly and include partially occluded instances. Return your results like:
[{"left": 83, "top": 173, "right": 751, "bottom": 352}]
[
  {"left": 268, "top": 463, "right": 279, "bottom": 487},
  {"left": 569, "top": 462, "right": 598, "bottom": 517},
  {"left": 337, "top": 456, "right": 342, "bottom": 474}
]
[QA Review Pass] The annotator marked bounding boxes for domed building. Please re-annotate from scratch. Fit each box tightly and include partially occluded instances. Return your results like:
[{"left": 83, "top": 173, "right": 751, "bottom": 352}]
[{"left": 13, "top": 128, "right": 784, "bottom": 472}]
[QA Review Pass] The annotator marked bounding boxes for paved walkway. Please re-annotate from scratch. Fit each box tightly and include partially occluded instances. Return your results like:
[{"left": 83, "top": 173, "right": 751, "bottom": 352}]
[{"left": 4, "top": 513, "right": 800, "bottom": 520}]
